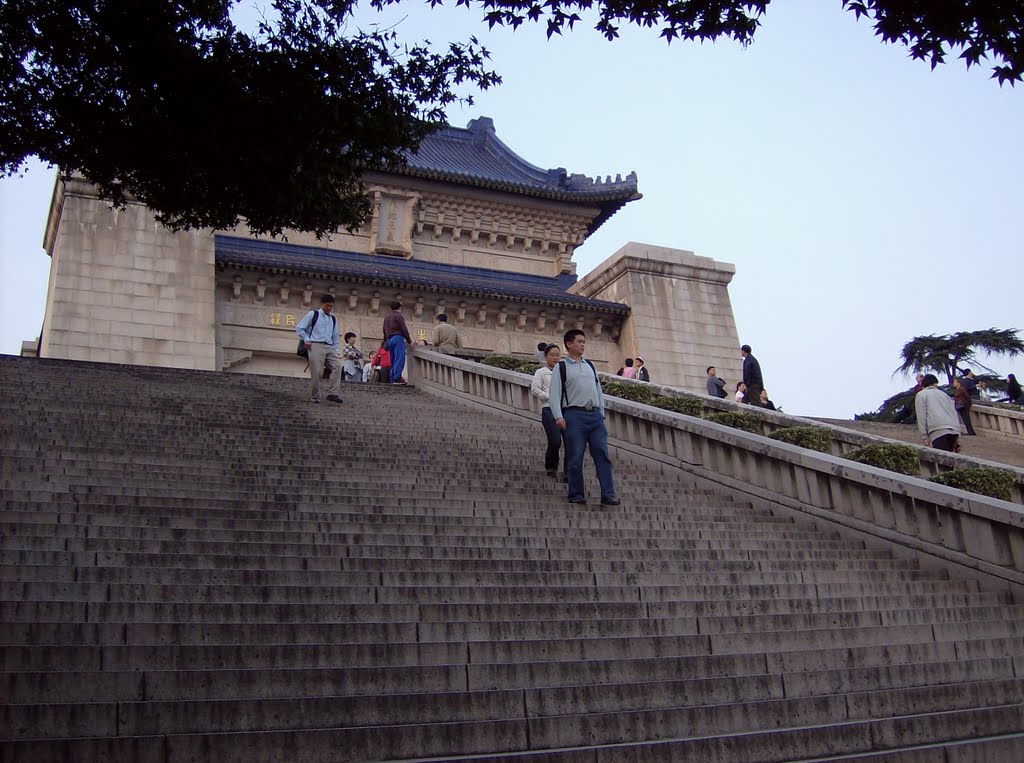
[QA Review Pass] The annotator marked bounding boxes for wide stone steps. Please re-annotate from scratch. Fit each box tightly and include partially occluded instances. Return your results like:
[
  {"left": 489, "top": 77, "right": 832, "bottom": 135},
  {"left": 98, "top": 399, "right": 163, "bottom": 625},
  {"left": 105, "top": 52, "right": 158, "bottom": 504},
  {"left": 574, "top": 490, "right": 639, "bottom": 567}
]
[
  {"left": 4, "top": 704, "right": 1024, "bottom": 763},
  {"left": 2, "top": 356, "right": 1023, "bottom": 760}
]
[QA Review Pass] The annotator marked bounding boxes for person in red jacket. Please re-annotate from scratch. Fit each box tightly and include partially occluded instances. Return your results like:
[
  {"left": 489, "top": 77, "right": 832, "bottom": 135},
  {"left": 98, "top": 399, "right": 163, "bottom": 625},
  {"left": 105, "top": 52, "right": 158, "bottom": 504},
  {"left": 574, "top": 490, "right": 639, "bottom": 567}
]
[{"left": 369, "top": 341, "right": 391, "bottom": 385}]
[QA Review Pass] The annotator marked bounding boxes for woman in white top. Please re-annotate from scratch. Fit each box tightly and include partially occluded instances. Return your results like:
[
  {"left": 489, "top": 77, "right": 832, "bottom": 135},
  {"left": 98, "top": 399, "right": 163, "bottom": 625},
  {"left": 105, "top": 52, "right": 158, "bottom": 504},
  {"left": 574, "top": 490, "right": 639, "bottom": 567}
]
[
  {"left": 735, "top": 382, "right": 747, "bottom": 404},
  {"left": 530, "top": 344, "right": 565, "bottom": 479}
]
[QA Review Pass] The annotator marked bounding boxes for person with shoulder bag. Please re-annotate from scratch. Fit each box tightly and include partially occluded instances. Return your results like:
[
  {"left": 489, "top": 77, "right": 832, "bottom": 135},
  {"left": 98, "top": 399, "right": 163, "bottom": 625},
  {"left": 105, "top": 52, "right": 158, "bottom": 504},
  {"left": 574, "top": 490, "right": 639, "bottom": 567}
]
[{"left": 295, "top": 294, "right": 343, "bottom": 404}]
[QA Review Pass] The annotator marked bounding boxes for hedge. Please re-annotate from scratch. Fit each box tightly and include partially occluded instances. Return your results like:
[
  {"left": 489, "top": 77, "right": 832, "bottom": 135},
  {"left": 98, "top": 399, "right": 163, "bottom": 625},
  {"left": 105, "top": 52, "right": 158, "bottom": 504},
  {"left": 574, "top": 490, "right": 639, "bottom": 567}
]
[
  {"left": 481, "top": 355, "right": 539, "bottom": 375},
  {"left": 602, "top": 381, "right": 653, "bottom": 404},
  {"left": 929, "top": 467, "right": 1015, "bottom": 501},
  {"left": 704, "top": 411, "right": 763, "bottom": 433},
  {"left": 844, "top": 443, "right": 920, "bottom": 477},
  {"left": 651, "top": 396, "right": 705, "bottom": 417},
  {"left": 767, "top": 426, "right": 833, "bottom": 453}
]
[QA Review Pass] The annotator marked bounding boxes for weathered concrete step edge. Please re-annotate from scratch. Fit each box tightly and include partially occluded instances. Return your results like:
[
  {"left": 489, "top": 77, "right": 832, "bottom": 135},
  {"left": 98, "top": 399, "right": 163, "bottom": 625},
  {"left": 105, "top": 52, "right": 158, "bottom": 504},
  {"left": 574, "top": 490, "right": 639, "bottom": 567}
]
[
  {"left": 4, "top": 675, "right": 1022, "bottom": 741},
  {"left": 0, "top": 559, "right": 928, "bottom": 586},
  {"left": 2, "top": 702, "right": 1022, "bottom": 763},
  {"left": 4, "top": 649, "right": 1019, "bottom": 703},
  {"left": 5, "top": 592, "right": 1012, "bottom": 626},
  {"left": 6, "top": 607, "right": 1024, "bottom": 667}
]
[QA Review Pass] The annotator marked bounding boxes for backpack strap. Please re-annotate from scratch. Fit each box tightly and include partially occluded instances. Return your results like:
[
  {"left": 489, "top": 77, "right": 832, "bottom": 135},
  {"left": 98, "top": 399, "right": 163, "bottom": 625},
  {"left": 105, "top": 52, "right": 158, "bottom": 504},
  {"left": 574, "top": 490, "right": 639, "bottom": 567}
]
[{"left": 559, "top": 359, "right": 600, "bottom": 408}]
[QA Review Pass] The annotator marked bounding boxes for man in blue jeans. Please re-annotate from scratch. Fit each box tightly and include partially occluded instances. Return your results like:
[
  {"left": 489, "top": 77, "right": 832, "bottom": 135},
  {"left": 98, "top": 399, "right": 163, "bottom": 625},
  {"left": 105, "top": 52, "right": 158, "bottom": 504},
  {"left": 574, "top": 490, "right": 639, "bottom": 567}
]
[
  {"left": 382, "top": 301, "right": 412, "bottom": 384},
  {"left": 548, "top": 329, "right": 620, "bottom": 506}
]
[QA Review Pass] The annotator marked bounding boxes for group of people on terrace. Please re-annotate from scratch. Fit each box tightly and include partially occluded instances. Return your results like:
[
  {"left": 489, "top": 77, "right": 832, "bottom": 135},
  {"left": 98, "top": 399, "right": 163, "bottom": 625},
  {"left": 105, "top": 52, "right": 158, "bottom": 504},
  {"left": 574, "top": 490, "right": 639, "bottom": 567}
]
[
  {"left": 915, "top": 368, "right": 1022, "bottom": 453},
  {"left": 296, "top": 294, "right": 464, "bottom": 403}
]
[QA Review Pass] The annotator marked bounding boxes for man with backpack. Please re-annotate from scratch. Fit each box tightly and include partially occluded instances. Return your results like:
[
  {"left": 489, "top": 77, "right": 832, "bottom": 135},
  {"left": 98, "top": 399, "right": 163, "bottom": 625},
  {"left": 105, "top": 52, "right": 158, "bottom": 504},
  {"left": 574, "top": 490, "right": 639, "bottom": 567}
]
[
  {"left": 548, "top": 329, "right": 620, "bottom": 507},
  {"left": 296, "top": 294, "right": 343, "bottom": 404}
]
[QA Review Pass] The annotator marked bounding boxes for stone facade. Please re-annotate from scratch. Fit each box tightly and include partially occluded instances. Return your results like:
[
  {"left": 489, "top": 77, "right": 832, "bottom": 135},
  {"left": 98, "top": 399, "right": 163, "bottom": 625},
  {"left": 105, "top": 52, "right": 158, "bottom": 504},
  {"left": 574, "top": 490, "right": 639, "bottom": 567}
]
[
  {"left": 41, "top": 178, "right": 217, "bottom": 369},
  {"left": 571, "top": 242, "right": 743, "bottom": 391},
  {"left": 33, "top": 119, "right": 746, "bottom": 394}
]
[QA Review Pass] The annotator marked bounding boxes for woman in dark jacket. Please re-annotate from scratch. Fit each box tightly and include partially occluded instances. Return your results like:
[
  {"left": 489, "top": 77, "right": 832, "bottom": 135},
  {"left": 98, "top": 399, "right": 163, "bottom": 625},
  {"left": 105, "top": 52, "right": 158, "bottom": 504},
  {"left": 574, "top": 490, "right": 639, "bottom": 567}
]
[
  {"left": 1008, "top": 374, "right": 1023, "bottom": 405},
  {"left": 953, "top": 377, "right": 975, "bottom": 435}
]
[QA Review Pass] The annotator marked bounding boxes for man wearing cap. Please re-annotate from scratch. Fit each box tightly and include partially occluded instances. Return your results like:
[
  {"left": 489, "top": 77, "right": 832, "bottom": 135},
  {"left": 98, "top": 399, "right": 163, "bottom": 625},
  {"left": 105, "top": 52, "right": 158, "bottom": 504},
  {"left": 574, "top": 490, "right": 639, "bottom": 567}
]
[
  {"left": 548, "top": 329, "right": 620, "bottom": 507},
  {"left": 635, "top": 356, "right": 650, "bottom": 383}
]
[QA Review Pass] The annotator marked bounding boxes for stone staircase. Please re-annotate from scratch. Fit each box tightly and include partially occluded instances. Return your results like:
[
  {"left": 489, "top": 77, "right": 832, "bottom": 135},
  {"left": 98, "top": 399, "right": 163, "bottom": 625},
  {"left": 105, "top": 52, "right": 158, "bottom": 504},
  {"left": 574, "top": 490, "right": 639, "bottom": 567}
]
[{"left": 2, "top": 355, "right": 1024, "bottom": 762}]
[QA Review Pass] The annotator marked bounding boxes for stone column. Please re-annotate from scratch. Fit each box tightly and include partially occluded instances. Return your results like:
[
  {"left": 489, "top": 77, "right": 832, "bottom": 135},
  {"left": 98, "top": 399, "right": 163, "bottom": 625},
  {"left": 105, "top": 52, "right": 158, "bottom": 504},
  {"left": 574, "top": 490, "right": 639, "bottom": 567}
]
[
  {"left": 40, "top": 177, "right": 217, "bottom": 369},
  {"left": 570, "top": 242, "right": 743, "bottom": 394}
]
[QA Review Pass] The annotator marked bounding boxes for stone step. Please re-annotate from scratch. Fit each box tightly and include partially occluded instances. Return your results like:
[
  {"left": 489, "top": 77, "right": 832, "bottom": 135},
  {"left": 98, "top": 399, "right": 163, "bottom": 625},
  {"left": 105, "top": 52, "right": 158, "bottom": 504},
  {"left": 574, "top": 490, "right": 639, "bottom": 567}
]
[
  {"left": 5, "top": 619, "right": 1024, "bottom": 672},
  {"left": 0, "top": 561, "right": 933, "bottom": 587},
  {"left": 2, "top": 701, "right": 1021, "bottom": 763},
  {"left": 5, "top": 673, "right": 1022, "bottom": 743},
  {"left": 4, "top": 356, "right": 1021, "bottom": 759},
  {"left": 0, "top": 520, "right": 844, "bottom": 545},
  {"left": 0, "top": 548, "right": 916, "bottom": 574}
]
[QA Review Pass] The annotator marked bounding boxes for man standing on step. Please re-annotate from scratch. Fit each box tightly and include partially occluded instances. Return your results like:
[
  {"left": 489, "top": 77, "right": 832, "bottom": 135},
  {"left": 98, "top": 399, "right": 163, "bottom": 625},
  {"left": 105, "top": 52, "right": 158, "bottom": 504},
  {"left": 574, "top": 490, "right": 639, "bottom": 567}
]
[
  {"left": 548, "top": 329, "right": 620, "bottom": 507},
  {"left": 296, "top": 294, "right": 343, "bottom": 404},
  {"left": 383, "top": 301, "right": 413, "bottom": 384},
  {"left": 740, "top": 344, "right": 764, "bottom": 406}
]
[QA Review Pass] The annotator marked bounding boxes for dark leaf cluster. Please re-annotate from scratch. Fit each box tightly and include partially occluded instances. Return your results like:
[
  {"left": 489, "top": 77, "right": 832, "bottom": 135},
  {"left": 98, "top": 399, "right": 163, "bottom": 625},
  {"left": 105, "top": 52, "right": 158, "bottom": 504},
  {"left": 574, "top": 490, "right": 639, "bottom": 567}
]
[
  {"left": 0, "top": 0, "right": 500, "bottom": 237},
  {"left": 843, "top": 0, "right": 1024, "bottom": 85},
  {"left": 895, "top": 328, "right": 1023, "bottom": 386}
]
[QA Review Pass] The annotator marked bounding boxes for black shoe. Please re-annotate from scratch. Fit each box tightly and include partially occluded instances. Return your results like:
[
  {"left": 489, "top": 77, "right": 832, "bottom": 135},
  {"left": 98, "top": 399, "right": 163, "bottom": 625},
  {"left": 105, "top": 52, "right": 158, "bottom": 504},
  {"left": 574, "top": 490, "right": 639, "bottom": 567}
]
[
  {"left": 569, "top": 498, "right": 587, "bottom": 505},
  {"left": 311, "top": 399, "right": 321, "bottom": 404},
  {"left": 546, "top": 469, "right": 557, "bottom": 478},
  {"left": 600, "top": 497, "right": 621, "bottom": 506},
  {"left": 326, "top": 395, "right": 344, "bottom": 403}
]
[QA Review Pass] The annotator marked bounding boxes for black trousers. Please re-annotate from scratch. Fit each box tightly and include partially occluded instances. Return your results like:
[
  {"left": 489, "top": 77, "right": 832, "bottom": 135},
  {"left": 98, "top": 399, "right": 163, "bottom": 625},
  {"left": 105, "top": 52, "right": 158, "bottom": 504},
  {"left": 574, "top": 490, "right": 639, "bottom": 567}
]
[
  {"left": 541, "top": 407, "right": 565, "bottom": 474},
  {"left": 931, "top": 433, "right": 959, "bottom": 452},
  {"left": 958, "top": 405, "right": 976, "bottom": 435}
]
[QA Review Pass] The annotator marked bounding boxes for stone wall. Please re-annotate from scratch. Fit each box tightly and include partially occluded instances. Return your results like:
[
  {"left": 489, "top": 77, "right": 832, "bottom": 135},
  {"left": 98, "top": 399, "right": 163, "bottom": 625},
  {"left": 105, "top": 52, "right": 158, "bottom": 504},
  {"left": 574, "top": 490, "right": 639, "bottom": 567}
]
[
  {"left": 215, "top": 266, "right": 625, "bottom": 377},
  {"left": 223, "top": 173, "right": 596, "bottom": 280},
  {"left": 570, "top": 242, "right": 743, "bottom": 392},
  {"left": 41, "top": 178, "right": 217, "bottom": 369}
]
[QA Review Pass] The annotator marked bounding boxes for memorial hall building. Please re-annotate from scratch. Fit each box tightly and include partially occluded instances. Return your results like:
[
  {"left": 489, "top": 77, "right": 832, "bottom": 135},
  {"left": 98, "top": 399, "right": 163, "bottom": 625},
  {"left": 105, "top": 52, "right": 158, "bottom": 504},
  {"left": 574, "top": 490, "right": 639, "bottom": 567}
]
[{"left": 33, "top": 117, "right": 743, "bottom": 390}]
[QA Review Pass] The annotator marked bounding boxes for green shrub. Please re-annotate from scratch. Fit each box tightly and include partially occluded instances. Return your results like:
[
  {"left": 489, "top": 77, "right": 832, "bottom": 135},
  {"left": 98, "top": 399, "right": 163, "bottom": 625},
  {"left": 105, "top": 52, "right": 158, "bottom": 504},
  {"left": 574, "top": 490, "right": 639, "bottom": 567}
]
[
  {"left": 704, "top": 411, "right": 763, "bottom": 433},
  {"left": 768, "top": 426, "right": 834, "bottom": 453},
  {"left": 994, "top": 402, "right": 1023, "bottom": 412},
  {"left": 652, "top": 395, "right": 705, "bottom": 417},
  {"left": 602, "top": 381, "right": 653, "bottom": 404},
  {"left": 481, "top": 354, "right": 524, "bottom": 371},
  {"left": 845, "top": 443, "right": 920, "bottom": 476},
  {"left": 480, "top": 355, "right": 539, "bottom": 375},
  {"left": 929, "top": 468, "right": 1016, "bottom": 501}
]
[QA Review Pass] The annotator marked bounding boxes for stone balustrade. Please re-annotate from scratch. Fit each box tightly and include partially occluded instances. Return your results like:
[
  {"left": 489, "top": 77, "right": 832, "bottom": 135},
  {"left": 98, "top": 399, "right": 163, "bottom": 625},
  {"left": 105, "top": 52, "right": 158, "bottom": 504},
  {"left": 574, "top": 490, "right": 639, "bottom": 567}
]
[
  {"left": 412, "top": 348, "right": 1024, "bottom": 588},
  {"left": 972, "top": 402, "right": 1024, "bottom": 441},
  {"left": 604, "top": 375, "right": 1024, "bottom": 495}
]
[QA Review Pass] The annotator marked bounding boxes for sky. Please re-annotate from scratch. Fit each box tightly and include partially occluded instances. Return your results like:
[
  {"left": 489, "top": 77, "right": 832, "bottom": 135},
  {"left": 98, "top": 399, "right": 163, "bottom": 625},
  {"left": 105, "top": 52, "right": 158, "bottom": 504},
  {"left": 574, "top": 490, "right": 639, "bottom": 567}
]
[{"left": 1, "top": 0, "right": 1021, "bottom": 418}]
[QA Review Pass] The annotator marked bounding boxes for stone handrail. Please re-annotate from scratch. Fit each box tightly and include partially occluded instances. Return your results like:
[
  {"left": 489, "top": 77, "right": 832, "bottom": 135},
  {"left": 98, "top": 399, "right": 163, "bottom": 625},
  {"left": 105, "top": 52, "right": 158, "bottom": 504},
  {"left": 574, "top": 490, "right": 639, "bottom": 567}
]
[
  {"left": 599, "top": 373, "right": 1024, "bottom": 501},
  {"left": 972, "top": 402, "right": 1024, "bottom": 441},
  {"left": 411, "top": 348, "right": 1024, "bottom": 588}
]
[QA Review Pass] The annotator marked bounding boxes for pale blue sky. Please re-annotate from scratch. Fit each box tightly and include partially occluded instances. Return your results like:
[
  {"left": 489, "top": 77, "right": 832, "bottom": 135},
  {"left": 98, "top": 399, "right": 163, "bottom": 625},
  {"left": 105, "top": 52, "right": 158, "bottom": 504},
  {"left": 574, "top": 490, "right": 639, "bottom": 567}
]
[{"left": 2, "top": 0, "right": 1021, "bottom": 417}]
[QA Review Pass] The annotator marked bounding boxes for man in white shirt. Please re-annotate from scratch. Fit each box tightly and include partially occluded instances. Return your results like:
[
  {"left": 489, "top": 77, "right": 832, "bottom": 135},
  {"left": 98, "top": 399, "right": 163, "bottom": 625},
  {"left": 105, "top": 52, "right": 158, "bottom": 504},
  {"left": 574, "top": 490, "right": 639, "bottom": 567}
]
[
  {"left": 915, "top": 374, "right": 960, "bottom": 452},
  {"left": 548, "top": 329, "right": 620, "bottom": 506},
  {"left": 296, "top": 294, "right": 343, "bottom": 404}
]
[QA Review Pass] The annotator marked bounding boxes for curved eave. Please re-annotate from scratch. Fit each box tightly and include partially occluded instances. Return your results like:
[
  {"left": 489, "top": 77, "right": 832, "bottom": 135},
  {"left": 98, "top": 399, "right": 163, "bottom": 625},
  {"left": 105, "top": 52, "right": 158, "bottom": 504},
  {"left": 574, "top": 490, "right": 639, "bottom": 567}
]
[
  {"left": 216, "top": 258, "right": 630, "bottom": 317},
  {"left": 388, "top": 165, "right": 640, "bottom": 205}
]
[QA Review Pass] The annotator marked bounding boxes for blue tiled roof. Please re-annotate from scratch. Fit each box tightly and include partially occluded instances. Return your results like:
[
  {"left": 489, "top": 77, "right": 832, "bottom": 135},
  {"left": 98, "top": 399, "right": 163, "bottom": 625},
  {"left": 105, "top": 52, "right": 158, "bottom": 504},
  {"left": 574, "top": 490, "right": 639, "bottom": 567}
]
[
  {"left": 393, "top": 118, "right": 641, "bottom": 233},
  {"left": 215, "top": 236, "right": 630, "bottom": 316}
]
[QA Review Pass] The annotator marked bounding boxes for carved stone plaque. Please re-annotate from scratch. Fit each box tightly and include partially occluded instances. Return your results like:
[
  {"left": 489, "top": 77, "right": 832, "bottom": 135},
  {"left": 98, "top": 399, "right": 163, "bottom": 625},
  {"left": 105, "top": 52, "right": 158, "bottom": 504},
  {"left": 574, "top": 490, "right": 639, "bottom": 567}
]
[{"left": 371, "top": 192, "right": 416, "bottom": 257}]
